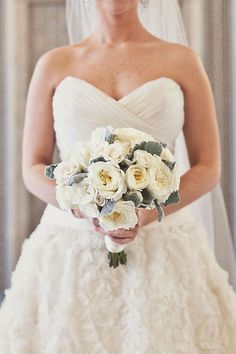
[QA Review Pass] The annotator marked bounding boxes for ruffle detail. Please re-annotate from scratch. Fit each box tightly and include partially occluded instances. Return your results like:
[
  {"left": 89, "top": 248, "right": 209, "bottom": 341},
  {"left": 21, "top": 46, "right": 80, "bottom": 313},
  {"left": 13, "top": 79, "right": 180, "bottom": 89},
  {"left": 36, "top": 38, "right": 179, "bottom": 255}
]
[{"left": 0, "top": 205, "right": 236, "bottom": 353}]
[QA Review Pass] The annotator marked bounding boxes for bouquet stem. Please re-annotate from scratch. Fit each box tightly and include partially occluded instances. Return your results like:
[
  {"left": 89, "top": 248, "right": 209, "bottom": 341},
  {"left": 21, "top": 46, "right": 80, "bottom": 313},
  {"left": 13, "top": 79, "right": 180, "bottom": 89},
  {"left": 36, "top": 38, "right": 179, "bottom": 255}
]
[{"left": 107, "top": 250, "right": 127, "bottom": 268}]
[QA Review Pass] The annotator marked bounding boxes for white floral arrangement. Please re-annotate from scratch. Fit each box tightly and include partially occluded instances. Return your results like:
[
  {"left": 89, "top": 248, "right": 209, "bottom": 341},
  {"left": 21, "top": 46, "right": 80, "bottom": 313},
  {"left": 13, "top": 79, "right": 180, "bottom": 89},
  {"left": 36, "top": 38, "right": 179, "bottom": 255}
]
[{"left": 45, "top": 126, "right": 180, "bottom": 268}]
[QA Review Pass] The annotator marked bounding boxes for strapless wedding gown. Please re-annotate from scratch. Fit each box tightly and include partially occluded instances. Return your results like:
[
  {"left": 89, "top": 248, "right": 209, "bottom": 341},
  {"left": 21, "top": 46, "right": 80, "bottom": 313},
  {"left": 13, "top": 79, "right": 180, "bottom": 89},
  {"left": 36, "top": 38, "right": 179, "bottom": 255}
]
[{"left": 1, "top": 76, "right": 236, "bottom": 354}]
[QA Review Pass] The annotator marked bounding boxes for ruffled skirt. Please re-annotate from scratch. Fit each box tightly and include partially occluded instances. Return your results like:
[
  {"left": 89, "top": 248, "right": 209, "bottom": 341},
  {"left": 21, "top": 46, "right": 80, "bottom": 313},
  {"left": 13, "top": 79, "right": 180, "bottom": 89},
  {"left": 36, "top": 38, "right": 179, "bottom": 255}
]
[{"left": 0, "top": 204, "right": 236, "bottom": 354}]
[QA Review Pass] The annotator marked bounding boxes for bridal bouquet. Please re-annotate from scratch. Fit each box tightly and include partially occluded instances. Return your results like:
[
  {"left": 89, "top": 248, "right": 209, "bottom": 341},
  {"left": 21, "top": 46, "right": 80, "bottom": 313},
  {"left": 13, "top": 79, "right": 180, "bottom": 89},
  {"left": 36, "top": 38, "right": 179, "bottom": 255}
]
[{"left": 45, "top": 126, "right": 180, "bottom": 268}]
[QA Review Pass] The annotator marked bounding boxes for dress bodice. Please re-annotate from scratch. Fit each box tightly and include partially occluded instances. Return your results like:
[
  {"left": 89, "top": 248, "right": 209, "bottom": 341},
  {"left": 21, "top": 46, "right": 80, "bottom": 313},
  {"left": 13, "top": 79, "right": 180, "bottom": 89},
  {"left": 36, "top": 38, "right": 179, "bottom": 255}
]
[{"left": 52, "top": 76, "right": 185, "bottom": 159}]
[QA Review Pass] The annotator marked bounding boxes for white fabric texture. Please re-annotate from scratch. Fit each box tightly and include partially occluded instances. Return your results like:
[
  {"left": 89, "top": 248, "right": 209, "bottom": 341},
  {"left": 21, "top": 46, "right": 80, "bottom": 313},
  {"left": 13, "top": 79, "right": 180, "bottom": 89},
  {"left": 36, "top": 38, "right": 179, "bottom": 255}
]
[
  {"left": 0, "top": 76, "right": 236, "bottom": 353},
  {"left": 66, "top": 0, "right": 236, "bottom": 291}
]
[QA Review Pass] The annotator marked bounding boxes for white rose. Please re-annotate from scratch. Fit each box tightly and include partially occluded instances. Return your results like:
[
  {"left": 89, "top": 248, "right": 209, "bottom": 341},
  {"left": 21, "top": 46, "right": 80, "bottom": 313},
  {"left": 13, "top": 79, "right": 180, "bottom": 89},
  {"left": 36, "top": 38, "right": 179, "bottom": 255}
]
[
  {"left": 90, "top": 141, "right": 109, "bottom": 160},
  {"left": 160, "top": 147, "right": 176, "bottom": 162},
  {"left": 99, "top": 201, "right": 138, "bottom": 232},
  {"left": 103, "top": 141, "right": 127, "bottom": 164},
  {"left": 126, "top": 163, "right": 149, "bottom": 191},
  {"left": 55, "top": 183, "right": 81, "bottom": 209},
  {"left": 95, "top": 192, "right": 107, "bottom": 207},
  {"left": 91, "top": 126, "right": 115, "bottom": 144},
  {"left": 77, "top": 178, "right": 96, "bottom": 205},
  {"left": 54, "top": 159, "right": 81, "bottom": 185},
  {"left": 114, "top": 127, "right": 155, "bottom": 149},
  {"left": 88, "top": 161, "right": 127, "bottom": 200},
  {"left": 76, "top": 178, "right": 99, "bottom": 217},
  {"left": 70, "top": 142, "right": 92, "bottom": 171},
  {"left": 147, "top": 155, "right": 179, "bottom": 203},
  {"left": 133, "top": 150, "right": 153, "bottom": 168},
  {"left": 79, "top": 203, "right": 99, "bottom": 218},
  {"left": 91, "top": 127, "right": 107, "bottom": 144}
]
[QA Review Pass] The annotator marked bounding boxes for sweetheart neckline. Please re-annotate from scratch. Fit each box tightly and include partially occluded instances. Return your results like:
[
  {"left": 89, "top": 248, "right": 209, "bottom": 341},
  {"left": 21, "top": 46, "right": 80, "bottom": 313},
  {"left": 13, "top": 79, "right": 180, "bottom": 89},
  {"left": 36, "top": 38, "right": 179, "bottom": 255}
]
[{"left": 53, "top": 75, "right": 184, "bottom": 103}]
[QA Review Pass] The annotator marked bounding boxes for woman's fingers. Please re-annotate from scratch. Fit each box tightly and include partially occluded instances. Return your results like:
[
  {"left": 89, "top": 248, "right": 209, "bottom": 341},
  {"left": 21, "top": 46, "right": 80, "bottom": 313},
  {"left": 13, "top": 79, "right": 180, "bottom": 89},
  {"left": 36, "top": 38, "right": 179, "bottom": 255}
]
[
  {"left": 92, "top": 219, "right": 139, "bottom": 245},
  {"left": 92, "top": 218, "right": 100, "bottom": 227},
  {"left": 110, "top": 237, "right": 133, "bottom": 245}
]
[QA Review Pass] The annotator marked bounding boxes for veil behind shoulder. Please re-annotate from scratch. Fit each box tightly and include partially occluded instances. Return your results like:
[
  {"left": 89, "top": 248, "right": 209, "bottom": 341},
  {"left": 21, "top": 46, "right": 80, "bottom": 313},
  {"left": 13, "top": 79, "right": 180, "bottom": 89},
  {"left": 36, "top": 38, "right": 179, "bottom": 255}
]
[{"left": 66, "top": 0, "right": 236, "bottom": 289}]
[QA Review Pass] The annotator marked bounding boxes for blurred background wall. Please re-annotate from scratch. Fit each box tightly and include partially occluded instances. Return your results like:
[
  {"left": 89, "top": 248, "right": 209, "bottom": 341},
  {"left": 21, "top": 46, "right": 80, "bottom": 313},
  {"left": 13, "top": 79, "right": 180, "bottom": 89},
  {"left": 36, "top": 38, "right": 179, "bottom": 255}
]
[{"left": 0, "top": 0, "right": 235, "bottom": 296}]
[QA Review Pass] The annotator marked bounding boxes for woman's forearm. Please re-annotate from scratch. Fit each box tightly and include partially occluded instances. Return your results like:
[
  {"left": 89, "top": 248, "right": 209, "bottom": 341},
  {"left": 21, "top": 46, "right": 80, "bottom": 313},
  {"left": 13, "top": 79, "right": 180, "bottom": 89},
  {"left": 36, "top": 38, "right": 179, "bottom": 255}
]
[
  {"left": 23, "top": 163, "right": 220, "bottom": 221},
  {"left": 23, "top": 163, "right": 59, "bottom": 208}
]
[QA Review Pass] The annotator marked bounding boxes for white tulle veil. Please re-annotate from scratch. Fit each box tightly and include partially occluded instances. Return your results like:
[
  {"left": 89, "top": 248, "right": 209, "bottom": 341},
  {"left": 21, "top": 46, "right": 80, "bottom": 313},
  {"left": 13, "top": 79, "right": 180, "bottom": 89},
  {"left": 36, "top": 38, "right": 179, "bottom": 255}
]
[{"left": 66, "top": 0, "right": 236, "bottom": 289}]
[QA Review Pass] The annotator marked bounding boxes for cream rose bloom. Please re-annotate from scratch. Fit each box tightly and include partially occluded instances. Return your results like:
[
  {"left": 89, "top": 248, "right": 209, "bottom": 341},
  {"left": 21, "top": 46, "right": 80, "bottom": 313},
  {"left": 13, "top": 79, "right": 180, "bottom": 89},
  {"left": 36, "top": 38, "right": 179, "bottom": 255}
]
[
  {"left": 76, "top": 178, "right": 99, "bottom": 217},
  {"left": 160, "top": 147, "right": 176, "bottom": 162},
  {"left": 88, "top": 161, "right": 127, "bottom": 200},
  {"left": 79, "top": 203, "right": 99, "bottom": 218},
  {"left": 103, "top": 141, "right": 127, "bottom": 164},
  {"left": 91, "top": 127, "right": 107, "bottom": 144},
  {"left": 90, "top": 141, "right": 109, "bottom": 160},
  {"left": 77, "top": 178, "right": 96, "bottom": 205},
  {"left": 55, "top": 183, "right": 81, "bottom": 209},
  {"left": 54, "top": 159, "right": 81, "bottom": 185},
  {"left": 91, "top": 126, "right": 115, "bottom": 144},
  {"left": 99, "top": 200, "right": 138, "bottom": 232},
  {"left": 95, "top": 192, "right": 107, "bottom": 207},
  {"left": 133, "top": 150, "right": 153, "bottom": 168},
  {"left": 69, "top": 142, "right": 92, "bottom": 171},
  {"left": 126, "top": 164, "right": 149, "bottom": 191},
  {"left": 114, "top": 127, "right": 155, "bottom": 149},
  {"left": 147, "top": 155, "right": 180, "bottom": 203}
]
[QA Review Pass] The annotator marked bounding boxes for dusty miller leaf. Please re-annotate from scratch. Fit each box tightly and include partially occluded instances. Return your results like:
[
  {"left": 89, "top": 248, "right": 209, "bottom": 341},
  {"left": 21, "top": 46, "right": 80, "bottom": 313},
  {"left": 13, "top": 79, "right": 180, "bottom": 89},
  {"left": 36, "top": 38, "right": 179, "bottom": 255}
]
[
  {"left": 123, "top": 191, "right": 143, "bottom": 207},
  {"left": 44, "top": 164, "right": 58, "bottom": 179},
  {"left": 140, "top": 188, "right": 154, "bottom": 206},
  {"left": 162, "top": 159, "right": 176, "bottom": 171},
  {"left": 65, "top": 173, "right": 88, "bottom": 186},
  {"left": 100, "top": 200, "right": 116, "bottom": 216},
  {"left": 164, "top": 191, "right": 180, "bottom": 206},
  {"left": 89, "top": 156, "right": 107, "bottom": 165},
  {"left": 154, "top": 200, "right": 164, "bottom": 222},
  {"left": 105, "top": 128, "right": 117, "bottom": 144}
]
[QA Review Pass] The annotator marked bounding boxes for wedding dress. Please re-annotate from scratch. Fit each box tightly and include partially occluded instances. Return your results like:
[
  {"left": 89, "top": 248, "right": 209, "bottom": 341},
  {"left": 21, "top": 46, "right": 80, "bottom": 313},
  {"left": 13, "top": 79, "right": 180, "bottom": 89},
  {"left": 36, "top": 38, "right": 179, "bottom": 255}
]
[{"left": 0, "top": 75, "right": 236, "bottom": 354}]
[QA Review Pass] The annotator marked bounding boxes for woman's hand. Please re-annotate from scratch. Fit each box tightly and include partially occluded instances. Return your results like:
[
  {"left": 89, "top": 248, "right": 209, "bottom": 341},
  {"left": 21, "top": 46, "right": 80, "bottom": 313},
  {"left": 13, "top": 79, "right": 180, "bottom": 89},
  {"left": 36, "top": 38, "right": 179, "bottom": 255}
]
[
  {"left": 92, "top": 218, "right": 139, "bottom": 245},
  {"left": 91, "top": 207, "right": 159, "bottom": 244},
  {"left": 135, "top": 207, "right": 158, "bottom": 227}
]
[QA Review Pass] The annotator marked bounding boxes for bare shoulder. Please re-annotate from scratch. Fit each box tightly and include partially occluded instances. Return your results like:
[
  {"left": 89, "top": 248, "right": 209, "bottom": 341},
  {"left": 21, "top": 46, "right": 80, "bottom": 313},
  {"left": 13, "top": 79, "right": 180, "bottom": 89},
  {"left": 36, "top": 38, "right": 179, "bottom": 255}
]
[
  {"left": 33, "top": 45, "right": 78, "bottom": 88},
  {"left": 161, "top": 41, "right": 210, "bottom": 91}
]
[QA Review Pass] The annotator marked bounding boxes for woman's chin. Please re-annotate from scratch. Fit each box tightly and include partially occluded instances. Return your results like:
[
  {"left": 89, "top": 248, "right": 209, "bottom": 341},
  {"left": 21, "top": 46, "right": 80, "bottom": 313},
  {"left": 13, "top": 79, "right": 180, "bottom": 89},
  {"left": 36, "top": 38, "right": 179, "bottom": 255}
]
[{"left": 97, "top": 0, "right": 137, "bottom": 15}]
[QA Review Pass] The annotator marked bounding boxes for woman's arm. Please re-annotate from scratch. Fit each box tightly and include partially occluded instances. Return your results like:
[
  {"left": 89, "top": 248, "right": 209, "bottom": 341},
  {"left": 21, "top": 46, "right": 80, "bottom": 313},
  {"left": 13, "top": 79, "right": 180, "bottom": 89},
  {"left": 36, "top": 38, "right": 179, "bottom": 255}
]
[
  {"left": 22, "top": 49, "right": 62, "bottom": 207},
  {"left": 138, "top": 46, "right": 221, "bottom": 226}
]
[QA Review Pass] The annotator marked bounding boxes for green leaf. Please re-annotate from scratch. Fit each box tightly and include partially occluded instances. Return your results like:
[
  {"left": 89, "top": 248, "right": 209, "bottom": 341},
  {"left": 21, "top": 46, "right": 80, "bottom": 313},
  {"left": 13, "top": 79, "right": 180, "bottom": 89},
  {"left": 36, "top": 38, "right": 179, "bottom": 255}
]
[
  {"left": 105, "top": 128, "right": 117, "bottom": 144},
  {"left": 44, "top": 163, "right": 58, "bottom": 179},
  {"left": 65, "top": 172, "right": 88, "bottom": 186},
  {"left": 89, "top": 156, "right": 107, "bottom": 165},
  {"left": 100, "top": 200, "right": 116, "bottom": 215},
  {"left": 162, "top": 159, "right": 176, "bottom": 171},
  {"left": 123, "top": 191, "right": 143, "bottom": 207},
  {"left": 142, "top": 141, "right": 163, "bottom": 156},
  {"left": 154, "top": 200, "right": 164, "bottom": 222},
  {"left": 119, "top": 158, "right": 133, "bottom": 172},
  {"left": 160, "top": 142, "right": 167, "bottom": 148},
  {"left": 128, "top": 141, "right": 163, "bottom": 160},
  {"left": 164, "top": 191, "right": 180, "bottom": 206},
  {"left": 141, "top": 188, "right": 154, "bottom": 206}
]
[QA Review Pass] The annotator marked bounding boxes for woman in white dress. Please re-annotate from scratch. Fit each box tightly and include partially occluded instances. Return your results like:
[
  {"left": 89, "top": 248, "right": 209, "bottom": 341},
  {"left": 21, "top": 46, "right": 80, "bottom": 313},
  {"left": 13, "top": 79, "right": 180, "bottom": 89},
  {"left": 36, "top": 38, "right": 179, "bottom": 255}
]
[{"left": 0, "top": 0, "right": 236, "bottom": 353}]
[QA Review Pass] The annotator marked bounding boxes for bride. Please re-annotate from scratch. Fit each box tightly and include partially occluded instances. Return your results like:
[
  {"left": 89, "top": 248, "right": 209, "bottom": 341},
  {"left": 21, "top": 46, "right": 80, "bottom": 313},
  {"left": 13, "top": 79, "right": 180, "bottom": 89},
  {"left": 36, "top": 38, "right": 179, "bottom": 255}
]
[{"left": 0, "top": 0, "right": 236, "bottom": 353}]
